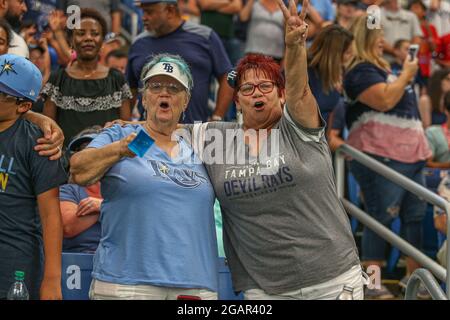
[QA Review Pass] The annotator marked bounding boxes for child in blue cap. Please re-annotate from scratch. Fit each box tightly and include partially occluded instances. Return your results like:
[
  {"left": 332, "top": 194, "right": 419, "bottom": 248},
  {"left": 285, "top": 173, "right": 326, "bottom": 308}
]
[{"left": 0, "top": 54, "right": 67, "bottom": 300}]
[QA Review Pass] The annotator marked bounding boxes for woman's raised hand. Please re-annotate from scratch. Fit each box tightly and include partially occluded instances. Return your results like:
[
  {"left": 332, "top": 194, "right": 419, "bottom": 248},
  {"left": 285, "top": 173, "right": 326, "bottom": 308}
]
[{"left": 277, "top": 0, "right": 309, "bottom": 47}]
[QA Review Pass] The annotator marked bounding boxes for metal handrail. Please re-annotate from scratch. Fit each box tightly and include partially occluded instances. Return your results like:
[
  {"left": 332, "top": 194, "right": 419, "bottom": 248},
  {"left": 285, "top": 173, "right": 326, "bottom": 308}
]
[
  {"left": 404, "top": 269, "right": 447, "bottom": 300},
  {"left": 335, "top": 144, "right": 450, "bottom": 299},
  {"left": 342, "top": 199, "right": 446, "bottom": 281},
  {"left": 118, "top": 3, "right": 139, "bottom": 43}
]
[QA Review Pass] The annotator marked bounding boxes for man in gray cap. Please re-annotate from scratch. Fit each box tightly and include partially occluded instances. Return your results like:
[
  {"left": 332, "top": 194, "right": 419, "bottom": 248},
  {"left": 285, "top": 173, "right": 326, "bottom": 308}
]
[{"left": 127, "top": 0, "right": 234, "bottom": 123}]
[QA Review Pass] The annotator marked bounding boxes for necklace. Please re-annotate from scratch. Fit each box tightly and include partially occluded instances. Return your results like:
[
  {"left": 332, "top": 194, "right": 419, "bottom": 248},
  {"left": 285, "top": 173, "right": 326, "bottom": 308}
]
[
  {"left": 83, "top": 68, "right": 97, "bottom": 78},
  {"left": 73, "top": 60, "right": 98, "bottom": 78}
]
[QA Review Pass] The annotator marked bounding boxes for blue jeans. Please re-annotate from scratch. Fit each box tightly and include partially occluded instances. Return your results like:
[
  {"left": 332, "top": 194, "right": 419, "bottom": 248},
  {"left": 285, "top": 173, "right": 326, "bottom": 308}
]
[{"left": 349, "top": 155, "right": 427, "bottom": 261}]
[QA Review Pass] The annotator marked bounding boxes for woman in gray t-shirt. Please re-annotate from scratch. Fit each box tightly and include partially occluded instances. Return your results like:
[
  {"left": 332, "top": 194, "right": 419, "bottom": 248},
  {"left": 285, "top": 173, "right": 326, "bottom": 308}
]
[{"left": 191, "top": 0, "right": 362, "bottom": 299}]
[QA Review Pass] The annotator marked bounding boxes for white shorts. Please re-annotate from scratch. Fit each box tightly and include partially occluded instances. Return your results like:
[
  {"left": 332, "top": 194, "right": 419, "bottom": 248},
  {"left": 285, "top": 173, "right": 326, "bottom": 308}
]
[
  {"left": 244, "top": 264, "right": 365, "bottom": 300},
  {"left": 89, "top": 279, "right": 218, "bottom": 300}
]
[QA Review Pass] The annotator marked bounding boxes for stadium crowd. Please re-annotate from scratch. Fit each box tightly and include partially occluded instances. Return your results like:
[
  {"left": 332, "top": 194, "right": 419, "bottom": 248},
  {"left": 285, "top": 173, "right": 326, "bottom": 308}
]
[{"left": 0, "top": 0, "right": 450, "bottom": 300}]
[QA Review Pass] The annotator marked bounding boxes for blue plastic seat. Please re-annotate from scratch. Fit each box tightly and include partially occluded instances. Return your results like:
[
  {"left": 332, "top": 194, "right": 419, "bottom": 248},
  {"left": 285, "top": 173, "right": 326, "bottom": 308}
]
[
  {"left": 61, "top": 252, "right": 94, "bottom": 300},
  {"left": 61, "top": 253, "right": 242, "bottom": 300}
]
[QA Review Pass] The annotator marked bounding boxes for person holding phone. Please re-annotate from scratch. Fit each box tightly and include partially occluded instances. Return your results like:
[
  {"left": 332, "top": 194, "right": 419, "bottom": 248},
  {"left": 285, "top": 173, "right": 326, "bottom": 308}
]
[
  {"left": 69, "top": 54, "right": 219, "bottom": 300},
  {"left": 344, "top": 15, "right": 430, "bottom": 299}
]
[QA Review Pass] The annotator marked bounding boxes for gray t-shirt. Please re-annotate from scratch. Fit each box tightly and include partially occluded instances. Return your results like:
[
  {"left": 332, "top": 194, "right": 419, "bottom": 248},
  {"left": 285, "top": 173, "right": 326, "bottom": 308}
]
[
  {"left": 381, "top": 8, "right": 423, "bottom": 48},
  {"left": 190, "top": 106, "right": 360, "bottom": 294},
  {"left": 244, "top": 1, "right": 285, "bottom": 60}
]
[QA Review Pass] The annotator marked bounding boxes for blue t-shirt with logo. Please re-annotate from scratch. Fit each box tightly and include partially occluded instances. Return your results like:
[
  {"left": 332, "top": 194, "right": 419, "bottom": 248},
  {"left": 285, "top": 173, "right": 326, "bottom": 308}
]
[
  {"left": 59, "top": 184, "right": 101, "bottom": 253},
  {"left": 0, "top": 118, "right": 67, "bottom": 299},
  {"left": 88, "top": 124, "right": 218, "bottom": 291},
  {"left": 126, "top": 21, "right": 232, "bottom": 123}
]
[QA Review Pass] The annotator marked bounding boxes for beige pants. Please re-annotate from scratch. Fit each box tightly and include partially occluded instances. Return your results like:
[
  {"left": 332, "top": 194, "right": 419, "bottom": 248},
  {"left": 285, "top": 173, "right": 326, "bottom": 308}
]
[{"left": 89, "top": 279, "right": 217, "bottom": 300}]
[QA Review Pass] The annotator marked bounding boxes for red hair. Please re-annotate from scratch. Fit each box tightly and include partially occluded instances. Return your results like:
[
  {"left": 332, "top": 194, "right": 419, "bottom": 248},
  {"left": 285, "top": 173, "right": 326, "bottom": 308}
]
[{"left": 234, "top": 54, "right": 285, "bottom": 102}]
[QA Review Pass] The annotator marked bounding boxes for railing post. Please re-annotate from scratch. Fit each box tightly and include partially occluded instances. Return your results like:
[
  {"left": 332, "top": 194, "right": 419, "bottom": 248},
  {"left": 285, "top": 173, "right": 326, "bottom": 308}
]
[
  {"left": 342, "top": 199, "right": 447, "bottom": 281},
  {"left": 404, "top": 268, "right": 447, "bottom": 300},
  {"left": 335, "top": 150, "right": 345, "bottom": 199},
  {"left": 445, "top": 203, "right": 450, "bottom": 299},
  {"left": 337, "top": 144, "right": 449, "bottom": 299}
]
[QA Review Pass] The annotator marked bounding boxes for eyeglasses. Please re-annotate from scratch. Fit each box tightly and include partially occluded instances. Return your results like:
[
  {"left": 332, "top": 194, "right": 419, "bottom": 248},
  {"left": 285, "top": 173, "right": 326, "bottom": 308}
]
[
  {"left": 146, "top": 82, "right": 185, "bottom": 95},
  {"left": 0, "top": 93, "right": 27, "bottom": 104},
  {"left": 239, "top": 81, "right": 275, "bottom": 96}
]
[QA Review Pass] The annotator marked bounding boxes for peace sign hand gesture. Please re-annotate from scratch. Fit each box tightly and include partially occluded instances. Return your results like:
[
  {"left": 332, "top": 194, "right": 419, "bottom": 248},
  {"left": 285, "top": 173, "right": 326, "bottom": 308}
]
[{"left": 277, "top": 0, "right": 309, "bottom": 47}]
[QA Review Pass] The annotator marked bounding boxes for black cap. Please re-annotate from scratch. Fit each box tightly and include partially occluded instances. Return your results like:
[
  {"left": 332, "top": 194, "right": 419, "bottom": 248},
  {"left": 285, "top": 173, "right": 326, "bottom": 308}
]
[{"left": 68, "top": 133, "right": 99, "bottom": 153}]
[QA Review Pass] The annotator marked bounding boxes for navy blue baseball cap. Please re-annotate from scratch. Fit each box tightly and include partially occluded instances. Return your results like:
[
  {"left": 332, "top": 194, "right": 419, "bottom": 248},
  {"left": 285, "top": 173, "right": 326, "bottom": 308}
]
[
  {"left": 136, "top": 0, "right": 177, "bottom": 5},
  {"left": 68, "top": 133, "right": 99, "bottom": 153},
  {"left": 0, "top": 54, "right": 42, "bottom": 102}
]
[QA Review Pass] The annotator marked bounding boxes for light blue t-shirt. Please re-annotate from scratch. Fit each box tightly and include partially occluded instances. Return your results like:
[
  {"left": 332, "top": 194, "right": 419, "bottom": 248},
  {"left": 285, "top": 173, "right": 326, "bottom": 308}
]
[{"left": 88, "top": 124, "right": 218, "bottom": 291}]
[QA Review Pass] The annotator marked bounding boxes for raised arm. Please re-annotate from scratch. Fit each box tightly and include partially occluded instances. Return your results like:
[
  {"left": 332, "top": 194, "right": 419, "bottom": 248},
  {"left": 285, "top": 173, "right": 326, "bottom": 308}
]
[
  {"left": 357, "top": 56, "right": 418, "bottom": 112},
  {"left": 277, "top": 0, "right": 320, "bottom": 128},
  {"left": 240, "top": 0, "right": 255, "bottom": 22}
]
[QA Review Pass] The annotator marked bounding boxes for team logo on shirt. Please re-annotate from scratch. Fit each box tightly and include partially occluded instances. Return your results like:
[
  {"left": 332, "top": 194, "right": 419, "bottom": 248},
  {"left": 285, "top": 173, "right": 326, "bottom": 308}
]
[
  {"left": 148, "top": 160, "right": 208, "bottom": 188},
  {"left": 0, "top": 155, "right": 16, "bottom": 192},
  {"left": 0, "top": 61, "right": 17, "bottom": 76}
]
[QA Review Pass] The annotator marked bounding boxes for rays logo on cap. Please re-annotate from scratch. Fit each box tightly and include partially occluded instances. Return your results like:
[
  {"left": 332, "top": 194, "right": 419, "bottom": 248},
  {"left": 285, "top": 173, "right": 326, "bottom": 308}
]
[
  {"left": 0, "top": 61, "right": 17, "bottom": 76},
  {"left": 163, "top": 63, "right": 174, "bottom": 73},
  {"left": 227, "top": 69, "right": 237, "bottom": 88}
]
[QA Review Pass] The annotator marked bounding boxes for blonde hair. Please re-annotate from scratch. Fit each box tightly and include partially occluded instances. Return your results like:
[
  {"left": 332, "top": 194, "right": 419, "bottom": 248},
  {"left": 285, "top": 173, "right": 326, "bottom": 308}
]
[
  {"left": 347, "top": 15, "right": 390, "bottom": 72},
  {"left": 308, "top": 25, "right": 354, "bottom": 94}
]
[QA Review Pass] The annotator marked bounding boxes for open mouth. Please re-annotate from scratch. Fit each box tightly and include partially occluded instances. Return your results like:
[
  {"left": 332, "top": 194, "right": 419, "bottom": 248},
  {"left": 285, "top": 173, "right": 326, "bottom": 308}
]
[
  {"left": 159, "top": 102, "right": 170, "bottom": 109},
  {"left": 254, "top": 101, "right": 265, "bottom": 111}
]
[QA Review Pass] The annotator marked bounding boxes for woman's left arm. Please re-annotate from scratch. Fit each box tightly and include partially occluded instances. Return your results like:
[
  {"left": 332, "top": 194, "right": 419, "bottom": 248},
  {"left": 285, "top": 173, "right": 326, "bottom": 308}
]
[{"left": 278, "top": 0, "right": 320, "bottom": 128}]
